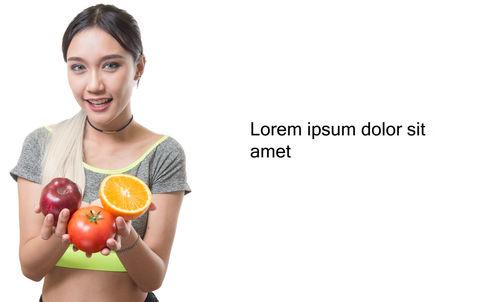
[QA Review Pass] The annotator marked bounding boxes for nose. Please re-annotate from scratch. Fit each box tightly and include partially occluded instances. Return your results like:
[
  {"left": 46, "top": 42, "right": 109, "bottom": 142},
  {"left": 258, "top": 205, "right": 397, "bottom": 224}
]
[{"left": 86, "top": 70, "right": 105, "bottom": 93}]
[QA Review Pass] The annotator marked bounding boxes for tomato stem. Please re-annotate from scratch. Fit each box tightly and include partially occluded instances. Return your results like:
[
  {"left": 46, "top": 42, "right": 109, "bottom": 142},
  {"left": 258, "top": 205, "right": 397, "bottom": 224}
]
[{"left": 86, "top": 209, "right": 103, "bottom": 223}]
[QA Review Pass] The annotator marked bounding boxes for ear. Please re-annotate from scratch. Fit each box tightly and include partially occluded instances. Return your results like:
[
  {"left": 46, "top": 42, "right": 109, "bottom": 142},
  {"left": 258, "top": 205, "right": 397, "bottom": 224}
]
[{"left": 134, "top": 54, "right": 146, "bottom": 80}]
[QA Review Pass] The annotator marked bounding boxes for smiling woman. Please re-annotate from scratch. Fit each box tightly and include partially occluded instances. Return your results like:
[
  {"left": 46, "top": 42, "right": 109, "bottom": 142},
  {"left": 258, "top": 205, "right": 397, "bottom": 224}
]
[{"left": 10, "top": 4, "right": 191, "bottom": 302}]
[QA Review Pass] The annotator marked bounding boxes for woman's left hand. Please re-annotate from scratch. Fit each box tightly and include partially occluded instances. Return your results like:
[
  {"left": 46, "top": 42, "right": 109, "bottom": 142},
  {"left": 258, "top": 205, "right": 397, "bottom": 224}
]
[
  {"left": 101, "top": 201, "right": 157, "bottom": 255},
  {"left": 71, "top": 199, "right": 157, "bottom": 257},
  {"left": 103, "top": 216, "right": 133, "bottom": 254}
]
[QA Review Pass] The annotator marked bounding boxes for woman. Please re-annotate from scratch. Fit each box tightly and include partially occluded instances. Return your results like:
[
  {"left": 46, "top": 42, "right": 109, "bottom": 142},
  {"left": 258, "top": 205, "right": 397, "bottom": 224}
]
[{"left": 10, "top": 4, "right": 191, "bottom": 302}]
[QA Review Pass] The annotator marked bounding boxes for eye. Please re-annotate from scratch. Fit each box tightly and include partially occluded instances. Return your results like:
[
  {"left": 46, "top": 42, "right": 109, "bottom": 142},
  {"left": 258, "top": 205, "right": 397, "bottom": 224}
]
[
  {"left": 70, "top": 64, "right": 85, "bottom": 72},
  {"left": 104, "top": 62, "right": 120, "bottom": 70}
]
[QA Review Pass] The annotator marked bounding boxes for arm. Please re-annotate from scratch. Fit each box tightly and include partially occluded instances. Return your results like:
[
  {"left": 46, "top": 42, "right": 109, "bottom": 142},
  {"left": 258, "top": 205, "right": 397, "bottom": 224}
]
[
  {"left": 18, "top": 177, "right": 72, "bottom": 281},
  {"left": 108, "top": 191, "right": 184, "bottom": 292}
]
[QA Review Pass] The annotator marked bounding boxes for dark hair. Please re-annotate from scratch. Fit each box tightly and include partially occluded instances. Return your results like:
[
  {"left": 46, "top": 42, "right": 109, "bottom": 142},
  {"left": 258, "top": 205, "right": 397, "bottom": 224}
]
[{"left": 62, "top": 4, "right": 143, "bottom": 63}]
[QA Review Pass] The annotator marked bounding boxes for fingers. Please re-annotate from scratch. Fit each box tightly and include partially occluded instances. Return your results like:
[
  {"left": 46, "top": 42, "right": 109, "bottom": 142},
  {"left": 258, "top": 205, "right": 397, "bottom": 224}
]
[
  {"left": 54, "top": 209, "right": 70, "bottom": 238},
  {"left": 40, "top": 209, "right": 71, "bottom": 242},
  {"left": 107, "top": 238, "right": 120, "bottom": 251},
  {"left": 40, "top": 214, "right": 54, "bottom": 240},
  {"left": 69, "top": 245, "right": 91, "bottom": 258},
  {"left": 115, "top": 217, "right": 131, "bottom": 236},
  {"left": 61, "top": 234, "right": 72, "bottom": 245},
  {"left": 34, "top": 203, "right": 41, "bottom": 214},
  {"left": 100, "top": 248, "right": 111, "bottom": 256}
]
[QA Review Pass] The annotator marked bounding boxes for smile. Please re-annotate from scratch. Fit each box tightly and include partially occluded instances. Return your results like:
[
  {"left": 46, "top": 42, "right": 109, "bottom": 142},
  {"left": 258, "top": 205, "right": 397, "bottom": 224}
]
[
  {"left": 86, "top": 98, "right": 113, "bottom": 105},
  {"left": 86, "top": 98, "right": 113, "bottom": 112}
]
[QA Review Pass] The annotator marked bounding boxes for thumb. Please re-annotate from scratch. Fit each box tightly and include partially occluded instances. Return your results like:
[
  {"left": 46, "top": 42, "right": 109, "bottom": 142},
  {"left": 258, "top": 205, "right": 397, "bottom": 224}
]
[{"left": 115, "top": 217, "right": 131, "bottom": 236}]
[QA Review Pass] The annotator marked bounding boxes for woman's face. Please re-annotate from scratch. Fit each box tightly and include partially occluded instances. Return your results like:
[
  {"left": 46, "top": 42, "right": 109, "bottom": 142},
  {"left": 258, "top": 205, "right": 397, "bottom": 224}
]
[{"left": 66, "top": 26, "right": 143, "bottom": 128}]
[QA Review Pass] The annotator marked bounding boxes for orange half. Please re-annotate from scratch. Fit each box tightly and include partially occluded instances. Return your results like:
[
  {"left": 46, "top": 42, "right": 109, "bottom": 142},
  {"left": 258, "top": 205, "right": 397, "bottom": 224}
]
[{"left": 99, "top": 174, "right": 152, "bottom": 221}]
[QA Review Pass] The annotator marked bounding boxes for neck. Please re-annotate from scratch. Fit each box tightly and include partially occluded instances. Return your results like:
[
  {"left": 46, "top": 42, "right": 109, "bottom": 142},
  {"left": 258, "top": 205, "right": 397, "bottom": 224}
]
[
  {"left": 86, "top": 115, "right": 134, "bottom": 134},
  {"left": 84, "top": 115, "right": 139, "bottom": 143}
]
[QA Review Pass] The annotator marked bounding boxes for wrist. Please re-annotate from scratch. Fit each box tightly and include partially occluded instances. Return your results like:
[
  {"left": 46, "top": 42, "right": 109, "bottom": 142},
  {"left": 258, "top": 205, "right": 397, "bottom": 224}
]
[{"left": 116, "top": 229, "right": 140, "bottom": 253}]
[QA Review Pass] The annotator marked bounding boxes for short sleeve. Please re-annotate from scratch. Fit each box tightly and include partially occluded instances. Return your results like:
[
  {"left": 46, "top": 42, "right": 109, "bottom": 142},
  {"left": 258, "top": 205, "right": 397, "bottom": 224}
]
[
  {"left": 10, "top": 127, "right": 48, "bottom": 184},
  {"left": 150, "top": 137, "right": 191, "bottom": 195}
]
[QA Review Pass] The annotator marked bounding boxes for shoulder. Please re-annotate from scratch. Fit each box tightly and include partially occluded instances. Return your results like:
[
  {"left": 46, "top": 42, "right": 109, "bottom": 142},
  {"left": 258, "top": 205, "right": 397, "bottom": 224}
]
[
  {"left": 11, "top": 126, "right": 52, "bottom": 183},
  {"left": 157, "top": 135, "right": 186, "bottom": 155},
  {"left": 148, "top": 134, "right": 191, "bottom": 194},
  {"left": 22, "top": 126, "right": 52, "bottom": 146},
  {"left": 135, "top": 123, "right": 188, "bottom": 166},
  {"left": 137, "top": 123, "right": 185, "bottom": 152},
  {"left": 149, "top": 135, "right": 187, "bottom": 166},
  {"left": 29, "top": 125, "right": 52, "bottom": 136},
  {"left": 149, "top": 135, "right": 188, "bottom": 170}
]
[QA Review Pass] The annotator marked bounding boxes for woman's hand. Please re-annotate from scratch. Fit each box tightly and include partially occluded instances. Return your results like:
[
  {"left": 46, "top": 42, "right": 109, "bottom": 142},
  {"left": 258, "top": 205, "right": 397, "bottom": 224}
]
[
  {"left": 34, "top": 197, "right": 107, "bottom": 246},
  {"left": 70, "top": 199, "right": 157, "bottom": 257},
  {"left": 33, "top": 204, "right": 72, "bottom": 245},
  {"left": 104, "top": 202, "right": 157, "bottom": 254},
  {"left": 104, "top": 216, "right": 133, "bottom": 254}
]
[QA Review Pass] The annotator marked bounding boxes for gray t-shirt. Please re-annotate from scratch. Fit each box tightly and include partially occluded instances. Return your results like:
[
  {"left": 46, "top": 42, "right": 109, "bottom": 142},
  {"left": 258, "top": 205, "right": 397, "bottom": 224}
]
[{"left": 11, "top": 126, "right": 191, "bottom": 238}]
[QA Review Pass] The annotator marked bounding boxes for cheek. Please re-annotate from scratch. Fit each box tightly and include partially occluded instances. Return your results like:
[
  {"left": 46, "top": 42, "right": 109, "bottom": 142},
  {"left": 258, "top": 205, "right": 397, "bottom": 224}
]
[
  {"left": 115, "top": 71, "right": 135, "bottom": 97},
  {"left": 67, "top": 75, "right": 85, "bottom": 95}
]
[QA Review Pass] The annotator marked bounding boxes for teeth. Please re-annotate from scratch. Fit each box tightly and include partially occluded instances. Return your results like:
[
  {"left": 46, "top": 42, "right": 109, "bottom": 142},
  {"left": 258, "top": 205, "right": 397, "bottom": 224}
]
[{"left": 88, "top": 98, "right": 112, "bottom": 105}]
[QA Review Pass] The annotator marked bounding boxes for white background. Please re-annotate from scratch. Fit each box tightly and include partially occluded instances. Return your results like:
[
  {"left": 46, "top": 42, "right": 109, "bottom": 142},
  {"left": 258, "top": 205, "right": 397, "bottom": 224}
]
[{"left": 1, "top": 0, "right": 499, "bottom": 301}]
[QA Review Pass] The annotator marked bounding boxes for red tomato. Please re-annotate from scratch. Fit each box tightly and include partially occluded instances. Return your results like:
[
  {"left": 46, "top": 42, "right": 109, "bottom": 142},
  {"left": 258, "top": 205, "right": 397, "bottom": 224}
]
[{"left": 68, "top": 206, "right": 116, "bottom": 253}]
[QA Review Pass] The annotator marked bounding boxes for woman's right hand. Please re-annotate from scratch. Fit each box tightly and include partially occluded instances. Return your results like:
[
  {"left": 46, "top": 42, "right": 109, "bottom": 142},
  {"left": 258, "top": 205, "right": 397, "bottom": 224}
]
[{"left": 34, "top": 205, "right": 72, "bottom": 244}]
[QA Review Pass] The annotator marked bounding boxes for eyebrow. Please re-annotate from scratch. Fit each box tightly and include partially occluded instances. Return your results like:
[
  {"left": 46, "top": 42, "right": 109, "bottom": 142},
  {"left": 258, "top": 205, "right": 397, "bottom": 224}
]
[{"left": 67, "top": 54, "right": 126, "bottom": 62}]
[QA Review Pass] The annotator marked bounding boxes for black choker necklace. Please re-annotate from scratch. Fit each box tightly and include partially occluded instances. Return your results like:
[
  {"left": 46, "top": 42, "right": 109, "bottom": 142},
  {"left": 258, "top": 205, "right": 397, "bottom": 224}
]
[{"left": 86, "top": 115, "right": 134, "bottom": 134}]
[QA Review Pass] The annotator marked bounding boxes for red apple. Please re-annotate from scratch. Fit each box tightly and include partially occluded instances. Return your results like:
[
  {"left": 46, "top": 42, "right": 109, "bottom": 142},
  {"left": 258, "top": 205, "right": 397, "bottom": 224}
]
[{"left": 40, "top": 178, "right": 82, "bottom": 225}]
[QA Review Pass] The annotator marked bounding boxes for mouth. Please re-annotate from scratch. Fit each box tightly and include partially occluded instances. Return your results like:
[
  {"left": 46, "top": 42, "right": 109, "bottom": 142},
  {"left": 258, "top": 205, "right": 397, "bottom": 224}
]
[
  {"left": 85, "top": 98, "right": 113, "bottom": 111},
  {"left": 86, "top": 98, "right": 113, "bottom": 106}
]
